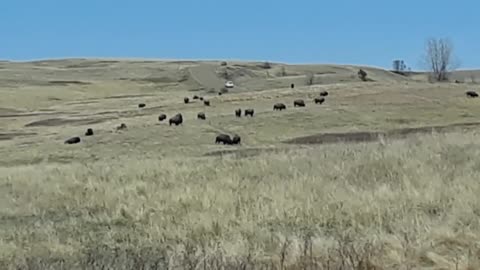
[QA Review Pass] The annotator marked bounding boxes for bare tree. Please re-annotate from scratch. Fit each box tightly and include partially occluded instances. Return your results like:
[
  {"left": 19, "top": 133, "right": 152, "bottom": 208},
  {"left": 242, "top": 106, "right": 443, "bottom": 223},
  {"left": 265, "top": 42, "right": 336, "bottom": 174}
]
[{"left": 423, "top": 37, "right": 458, "bottom": 82}]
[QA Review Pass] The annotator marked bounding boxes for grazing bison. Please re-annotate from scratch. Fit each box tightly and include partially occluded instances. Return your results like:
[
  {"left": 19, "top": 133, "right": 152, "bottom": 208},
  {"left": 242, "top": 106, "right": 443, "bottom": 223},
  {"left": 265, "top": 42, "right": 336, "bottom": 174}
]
[
  {"left": 231, "top": 134, "right": 241, "bottom": 145},
  {"left": 197, "top": 112, "right": 206, "bottom": 120},
  {"left": 466, "top": 91, "right": 479, "bottom": 98},
  {"left": 193, "top": 95, "right": 199, "bottom": 100},
  {"left": 199, "top": 97, "right": 204, "bottom": 101},
  {"left": 215, "top": 134, "right": 232, "bottom": 145},
  {"left": 65, "top": 137, "right": 81, "bottom": 144},
  {"left": 294, "top": 99, "right": 306, "bottom": 107},
  {"left": 314, "top": 97, "right": 325, "bottom": 104},
  {"left": 235, "top": 108, "right": 242, "bottom": 117},
  {"left": 320, "top": 91, "right": 329, "bottom": 97},
  {"left": 116, "top": 123, "right": 127, "bottom": 130},
  {"left": 244, "top": 109, "right": 254, "bottom": 117},
  {"left": 85, "top": 128, "right": 94, "bottom": 136},
  {"left": 138, "top": 103, "right": 146, "bottom": 108},
  {"left": 291, "top": 83, "right": 295, "bottom": 89},
  {"left": 273, "top": 103, "right": 286, "bottom": 111},
  {"left": 169, "top": 113, "right": 183, "bottom": 126},
  {"left": 184, "top": 97, "right": 190, "bottom": 104},
  {"left": 204, "top": 100, "right": 210, "bottom": 106},
  {"left": 158, "top": 114, "right": 167, "bottom": 122}
]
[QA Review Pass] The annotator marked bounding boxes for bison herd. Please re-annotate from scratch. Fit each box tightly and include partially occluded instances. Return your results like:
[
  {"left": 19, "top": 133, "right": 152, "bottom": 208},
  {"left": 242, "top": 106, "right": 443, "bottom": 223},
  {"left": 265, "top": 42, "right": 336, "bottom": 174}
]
[
  {"left": 63, "top": 86, "right": 479, "bottom": 146},
  {"left": 64, "top": 88, "right": 331, "bottom": 145}
]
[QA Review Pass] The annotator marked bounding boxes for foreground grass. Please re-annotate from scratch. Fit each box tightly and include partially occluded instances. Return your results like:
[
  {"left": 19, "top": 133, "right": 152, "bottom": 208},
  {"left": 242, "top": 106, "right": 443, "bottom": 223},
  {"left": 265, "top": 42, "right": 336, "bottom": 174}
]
[{"left": 1, "top": 131, "right": 480, "bottom": 269}]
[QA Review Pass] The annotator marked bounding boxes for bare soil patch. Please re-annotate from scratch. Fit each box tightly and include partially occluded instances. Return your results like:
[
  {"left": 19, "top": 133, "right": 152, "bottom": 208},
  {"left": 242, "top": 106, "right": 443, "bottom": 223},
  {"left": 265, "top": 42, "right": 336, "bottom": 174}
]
[
  {"left": 285, "top": 121, "right": 480, "bottom": 145},
  {"left": 25, "top": 117, "right": 116, "bottom": 127},
  {"left": 0, "top": 132, "right": 37, "bottom": 141}
]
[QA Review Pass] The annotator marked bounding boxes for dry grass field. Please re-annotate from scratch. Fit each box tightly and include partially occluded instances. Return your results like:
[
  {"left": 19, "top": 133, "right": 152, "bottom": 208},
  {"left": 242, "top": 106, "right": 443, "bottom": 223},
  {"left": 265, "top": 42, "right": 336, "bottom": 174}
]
[{"left": 1, "top": 59, "right": 480, "bottom": 269}]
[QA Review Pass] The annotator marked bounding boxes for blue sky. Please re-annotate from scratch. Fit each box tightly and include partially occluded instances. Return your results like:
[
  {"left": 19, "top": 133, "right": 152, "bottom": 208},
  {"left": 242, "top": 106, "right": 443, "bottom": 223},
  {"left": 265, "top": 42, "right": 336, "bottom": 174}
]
[{"left": 1, "top": 0, "right": 478, "bottom": 69}]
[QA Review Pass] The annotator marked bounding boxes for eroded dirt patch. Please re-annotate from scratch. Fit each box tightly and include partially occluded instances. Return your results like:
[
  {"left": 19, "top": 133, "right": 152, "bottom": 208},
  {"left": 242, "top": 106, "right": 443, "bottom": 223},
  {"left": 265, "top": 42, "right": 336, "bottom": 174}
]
[
  {"left": 0, "top": 132, "right": 37, "bottom": 141},
  {"left": 285, "top": 121, "right": 480, "bottom": 145},
  {"left": 25, "top": 117, "right": 116, "bottom": 127}
]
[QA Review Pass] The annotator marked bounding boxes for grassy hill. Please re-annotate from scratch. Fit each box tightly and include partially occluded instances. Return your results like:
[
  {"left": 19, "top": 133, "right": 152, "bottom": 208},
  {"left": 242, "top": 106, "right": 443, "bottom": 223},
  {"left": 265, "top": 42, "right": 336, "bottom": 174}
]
[{"left": 1, "top": 59, "right": 480, "bottom": 269}]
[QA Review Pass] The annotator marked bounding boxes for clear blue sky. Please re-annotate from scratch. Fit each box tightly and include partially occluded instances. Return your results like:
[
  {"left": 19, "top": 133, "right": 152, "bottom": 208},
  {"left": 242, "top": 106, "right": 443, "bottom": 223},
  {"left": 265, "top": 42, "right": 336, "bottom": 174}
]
[{"left": 1, "top": 0, "right": 478, "bottom": 69}]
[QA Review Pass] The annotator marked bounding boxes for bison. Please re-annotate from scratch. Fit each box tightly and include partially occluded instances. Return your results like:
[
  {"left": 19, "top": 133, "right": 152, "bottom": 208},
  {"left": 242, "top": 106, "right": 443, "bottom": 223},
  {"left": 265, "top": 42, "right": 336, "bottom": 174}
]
[
  {"left": 294, "top": 99, "right": 306, "bottom": 107},
  {"left": 116, "top": 123, "right": 127, "bottom": 130},
  {"left": 218, "top": 92, "right": 223, "bottom": 96},
  {"left": 199, "top": 97, "right": 204, "bottom": 101},
  {"left": 235, "top": 108, "right": 242, "bottom": 117},
  {"left": 204, "top": 100, "right": 210, "bottom": 106},
  {"left": 466, "top": 91, "right": 479, "bottom": 98},
  {"left": 231, "top": 134, "right": 241, "bottom": 145},
  {"left": 215, "top": 134, "right": 232, "bottom": 145},
  {"left": 169, "top": 113, "right": 183, "bottom": 126},
  {"left": 184, "top": 97, "right": 190, "bottom": 104},
  {"left": 291, "top": 83, "right": 295, "bottom": 89},
  {"left": 65, "top": 137, "right": 81, "bottom": 144},
  {"left": 197, "top": 112, "right": 206, "bottom": 120},
  {"left": 138, "top": 103, "right": 146, "bottom": 108},
  {"left": 273, "top": 103, "right": 286, "bottom": 111},
  {"left": 320, "top": 91, "right": 329, "bottom": 97},
  {"left": 244, "top": 109, "right": 254, "bottom": 117},
  {"left": 193, "top": 95, "right": 200, "bottom": 100},
  {"left": 158, "top": 114, "right": 167, "bottom": 122},
  {"left": 314, "top": 97, "right": 325, "bottom": 104},
  {"left": 85, "top": 128, "right": 94, "bottom": 136}
]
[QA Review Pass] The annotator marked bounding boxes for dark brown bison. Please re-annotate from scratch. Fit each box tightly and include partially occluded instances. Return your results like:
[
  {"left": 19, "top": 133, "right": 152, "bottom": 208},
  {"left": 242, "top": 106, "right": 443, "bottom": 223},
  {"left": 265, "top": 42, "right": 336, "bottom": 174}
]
[
  {"left": 273, "top": 103, "right": 286, "bottom": 111},
  {"left": 65, "top": 137, "right": 81, "bottom": 144},
  {"left": 199, "top": 97, "right": 204, "bottom": 101},
  {"left": 291, "top": 83, "right": 295, "bottom": 89},
  {"left": 116, "top": 123, "right": 127, "bottom": 130},
  {"left": 294, "top": 99, "right": 306, "bottom": 107},
  {"left": 197, "top": 112, "right": 206, "bottom": 120},
  {"left": 85, "top": 128, "right": 94, "bottom": 136},
  {"left": 466, "top": 91, "right": 479, "bottom": 98},
  {"left": 231, "top": 134, "right": 241, "bottom": 145},
  {"left": 215, "top": 134, "right": 232, "bottom": 145},
  {"left": 204, "top": 100, "right": 210, "bottom": 106},
  {"left": 158, "top": 114, "right": 167, "bottom": 122},
  {"left": 320, "top": 91, "right": 329, "bottom": 97},
  {"left": 218, "top": 92, "right": 223, "bottom": 96},
  {"left": 244, "top": 109, "right": 254, "bottom": 117},
  {"left": 184, "top": 97, "right": 190, "bottom": 104},
  {"left": 314, "top": 97, "right": 325, "bottom": 104},
  {"left": 193, "top": 95, "right": 199, "bottom": 100},
  {"left": 138, "top": 103, "right": 146, "bottom": 108},
  {"left": 235, "top": 108, "right": 242, "bottom": 117},
  {"left": 169, "top": 113, "right": 183, "bottom": 126}
]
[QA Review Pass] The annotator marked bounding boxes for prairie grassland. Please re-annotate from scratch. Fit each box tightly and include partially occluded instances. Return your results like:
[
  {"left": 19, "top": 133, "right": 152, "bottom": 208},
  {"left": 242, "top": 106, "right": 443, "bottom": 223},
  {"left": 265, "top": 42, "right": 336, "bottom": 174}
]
[
  {"left": 1, "top": 131, "right": 480, "bottom": 269},
  {"left": 1, "top": 59, "right": 480, "bottom": 269}
]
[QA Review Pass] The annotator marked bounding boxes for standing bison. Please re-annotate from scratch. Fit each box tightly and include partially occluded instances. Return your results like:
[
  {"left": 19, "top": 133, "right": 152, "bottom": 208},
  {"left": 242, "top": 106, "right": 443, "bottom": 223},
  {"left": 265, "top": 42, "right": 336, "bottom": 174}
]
[
  {"left": 158, "top": 114, "right": 167, "bottom": 122},
  {"left": 244, "top": 109, "right": 254, "bottom": 117},
  {"left": 235, "top": 108, "right": 242, "bottom": 117},
  {"left": 273, "top": 103, "right": 286, "bottom": 111},
  {"left": 116, "top": 123, "right": 127, "bottom": 130},
  {"left": 291, "top": 83, "right": 295, "bottom": 89},
  {"left": 138, "top": 103, "right": 146, "bottom": 108},
  {"left": 294, "top": 99, "right": 306, "bottom": 107},
  {"left": 466, "top": 91, "right": 479, "bottom": 98},
  {"left": 320, "top": 91, "right": 329, "bottom": 97},
  {"left": 169, "top": 113, "right": 183, "bottom": 126},
  {"left": 184, "top": 97, "right": 190, "bottom": 104},
  {"left": 204, "top": 100, "right": 210, "bottom": 106},
  {"left": 314, "top": 97, "right": 325, "bottom": 104},
  {"left": 231, "top": 134, "right": 241, "bottom": 145},
  {"left": 197, "top": 112, "right": 206, "bottom": 120},
  {"left": 193, "top": 95, "right": 200, "bottom": 100},
  {"left": 215, "top": 134, "right": 232, "bottom": 145},
  {"left": 85, "top": 128, "right": 94, "bottom": 136}
]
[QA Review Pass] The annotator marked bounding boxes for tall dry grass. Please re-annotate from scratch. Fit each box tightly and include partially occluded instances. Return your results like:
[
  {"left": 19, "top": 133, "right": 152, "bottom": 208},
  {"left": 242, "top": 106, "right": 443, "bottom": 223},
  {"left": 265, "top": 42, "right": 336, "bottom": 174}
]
[{"left": 1, "top": 131, "right": 480, "bottom": 269}]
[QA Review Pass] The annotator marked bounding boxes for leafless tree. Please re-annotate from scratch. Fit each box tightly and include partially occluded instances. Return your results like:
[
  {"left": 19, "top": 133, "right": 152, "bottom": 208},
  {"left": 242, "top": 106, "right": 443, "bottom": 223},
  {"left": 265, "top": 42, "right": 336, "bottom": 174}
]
[
  {"left": 423, "top": 37, "right": 458, "bottom": 82},
  {"left": 306, "top": 72, "right": 314, "bottom": 85}
]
